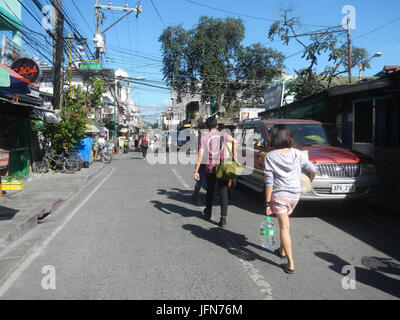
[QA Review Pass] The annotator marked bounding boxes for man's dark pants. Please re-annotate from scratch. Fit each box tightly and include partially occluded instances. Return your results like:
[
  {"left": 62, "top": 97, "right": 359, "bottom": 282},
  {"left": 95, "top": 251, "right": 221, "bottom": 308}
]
[{"left": 204, "top": 170, "right": 229, "bottom": 217}]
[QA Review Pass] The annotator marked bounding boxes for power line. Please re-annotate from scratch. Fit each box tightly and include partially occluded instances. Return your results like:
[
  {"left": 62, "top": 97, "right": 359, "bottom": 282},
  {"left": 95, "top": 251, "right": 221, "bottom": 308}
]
[
  {"left": 70, "top": 0, "right": 93, "bottom": 34},
  {"left": 149, "top": 0, "right": 166, "bottom": 27},
  {"left": 185, "top": 0, "right": 333, "bottom": 28},
  {"left": 353, "top": 16, "right": 400, "bottom": 41}
]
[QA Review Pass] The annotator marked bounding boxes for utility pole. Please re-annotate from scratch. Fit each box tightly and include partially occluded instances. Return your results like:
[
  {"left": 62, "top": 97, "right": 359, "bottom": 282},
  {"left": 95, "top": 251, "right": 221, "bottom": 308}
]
[
  {"left": 347, "top": 17, "right": 352, "bottom": 84},
  {"left": 68, "top": 34, "right": 72, "bottom": 99},
  {"left": 93, "top": 1, "right": 143, "bottom": 151},
  {"left": 66, "top": 35, "right": 87, "bottom": 100},
  {"left": 94, "top": 3, "right": 104, "bottom": 60},
  {"left": 94, "top": 1, "right": 142, "bottom": 60},
  {"left": 53, "top": 0, "right": 64, "bottom": 110}
]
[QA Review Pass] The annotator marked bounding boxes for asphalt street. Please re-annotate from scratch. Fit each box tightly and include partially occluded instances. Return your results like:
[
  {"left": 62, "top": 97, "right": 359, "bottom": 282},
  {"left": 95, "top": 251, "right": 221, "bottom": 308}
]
[{"left": 0, "top": 150, "right": 399, "bottom": 300}]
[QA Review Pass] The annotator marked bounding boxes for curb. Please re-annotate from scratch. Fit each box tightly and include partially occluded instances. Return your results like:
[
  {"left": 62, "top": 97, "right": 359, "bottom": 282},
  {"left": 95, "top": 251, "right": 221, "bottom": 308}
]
[
  {"left": 0, "top": 198, "right": 64, "bottom": 249},
  {"left": 0, "top": 164, "right": 107, "bottom": 250}
]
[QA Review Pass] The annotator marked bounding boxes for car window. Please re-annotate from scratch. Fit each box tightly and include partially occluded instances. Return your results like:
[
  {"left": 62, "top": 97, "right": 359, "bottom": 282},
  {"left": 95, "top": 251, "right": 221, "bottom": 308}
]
[
  {"left": 287, "top": 124, "right": 329, "bottom": 146},
  {"left": 264, "top": 123, "right": 330, "bottom": 146}
]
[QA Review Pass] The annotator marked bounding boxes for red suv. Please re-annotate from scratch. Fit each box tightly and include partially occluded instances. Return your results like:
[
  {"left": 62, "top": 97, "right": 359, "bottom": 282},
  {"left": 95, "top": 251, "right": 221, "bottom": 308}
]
[{"left": 234, "top": 119, "right": 379, "bottom": 200}]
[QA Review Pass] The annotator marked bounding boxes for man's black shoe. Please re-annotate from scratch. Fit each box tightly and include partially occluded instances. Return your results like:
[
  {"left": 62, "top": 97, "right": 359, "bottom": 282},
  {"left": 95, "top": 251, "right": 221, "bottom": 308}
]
[
  {"left": 218, "top": 217, "right": 227, "bottom": 228},
  {"left": 203, "top": 208, "right": 212, "bottom": 220}
]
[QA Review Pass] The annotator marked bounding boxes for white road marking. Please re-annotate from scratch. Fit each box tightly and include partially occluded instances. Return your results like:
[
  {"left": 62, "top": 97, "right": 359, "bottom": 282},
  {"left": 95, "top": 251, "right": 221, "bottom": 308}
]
[
  {"left": 172, "top": 168, "right": 273, "bottom": 300},
  {"left": 224, "top": 237, "right": 273, "bottom": 300},
  {"left": 172, "top": 168, "right": 190, "bottom": 189},
  {"left": 0, "top": 167, "right": 116, "bottom": 298}
]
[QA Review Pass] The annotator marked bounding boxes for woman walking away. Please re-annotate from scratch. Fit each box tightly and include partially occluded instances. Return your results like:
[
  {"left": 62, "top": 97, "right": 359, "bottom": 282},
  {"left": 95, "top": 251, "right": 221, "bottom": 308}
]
[
  {"left": 138, "top": 132, "right": 149, "bottom": 160},
  {"left": 264, "top": 125, "right": 317, "bottom": 274},
  {"left": 194, "top": 117, "right": 237, "bottom": 228}
]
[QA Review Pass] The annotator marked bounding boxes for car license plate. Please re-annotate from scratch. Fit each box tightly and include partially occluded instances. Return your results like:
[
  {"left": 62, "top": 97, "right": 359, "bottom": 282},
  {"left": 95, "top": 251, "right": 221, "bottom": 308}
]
[{"left": 331, "top": 184, "right": 356, "bottom": 193}]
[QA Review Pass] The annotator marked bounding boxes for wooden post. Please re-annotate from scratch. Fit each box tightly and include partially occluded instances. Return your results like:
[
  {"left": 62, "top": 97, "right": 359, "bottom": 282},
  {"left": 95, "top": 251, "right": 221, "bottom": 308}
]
[{"left": 347, "top": 17, "right": 352, "bottom": 84}]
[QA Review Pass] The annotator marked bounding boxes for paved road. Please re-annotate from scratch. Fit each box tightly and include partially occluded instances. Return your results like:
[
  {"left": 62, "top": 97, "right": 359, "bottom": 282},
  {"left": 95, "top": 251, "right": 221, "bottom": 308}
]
[{"left": 0, "top": 150, "right": 399, "bottom": 300}]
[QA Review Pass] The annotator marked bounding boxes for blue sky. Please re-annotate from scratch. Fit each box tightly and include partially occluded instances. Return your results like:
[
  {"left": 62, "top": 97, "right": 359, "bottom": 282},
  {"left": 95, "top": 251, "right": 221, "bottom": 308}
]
[{"left": 4, "top": 0, "right": 400, "bottom": 123}]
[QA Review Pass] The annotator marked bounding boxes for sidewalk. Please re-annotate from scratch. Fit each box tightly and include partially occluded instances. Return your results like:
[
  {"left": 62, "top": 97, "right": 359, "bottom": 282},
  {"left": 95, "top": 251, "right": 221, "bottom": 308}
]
[{"left": 0, "top": 161, "right": 107, "bottom": 250}]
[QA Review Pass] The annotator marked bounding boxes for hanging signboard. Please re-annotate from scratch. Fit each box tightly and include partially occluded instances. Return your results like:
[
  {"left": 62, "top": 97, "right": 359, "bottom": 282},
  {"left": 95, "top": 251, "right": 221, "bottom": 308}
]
[
  {"left": 264, "top": 83, "right": 284, "bottom": 111},
  {"left": 11, "top": 58, "right": 41, "bottom": 83},
  {"left": 1, "top": 35, "right": 40, "bottom": 67},
  {"left": 79, "top": 62, "right": 102, "bottom": 71},
  {"left": 0, "top": 150, "right": 9, "bottom": 168}
]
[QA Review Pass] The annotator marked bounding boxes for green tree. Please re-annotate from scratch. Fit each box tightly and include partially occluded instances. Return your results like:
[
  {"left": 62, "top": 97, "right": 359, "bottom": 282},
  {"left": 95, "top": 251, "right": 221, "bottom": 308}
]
[
  {"left": 284, "top": 70, "right": 325, "bottom": 101},
  {"left": 268, "top": 8, "right": 370, "bottom": 100},
  {"left": 43, "top": 77, "right": 106, "bottom": 154},
  {"left": 159, "top": 16, "right": 284, "bottom": 115},
  {"left": 235, "top": 43, "right": 285, "bottom": 106}
]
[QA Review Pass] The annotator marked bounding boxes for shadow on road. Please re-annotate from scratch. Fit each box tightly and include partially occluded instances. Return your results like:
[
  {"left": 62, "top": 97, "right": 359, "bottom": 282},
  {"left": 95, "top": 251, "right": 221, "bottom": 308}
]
[
  {"left": 296, "top": 202, "right": 400, "bottom": 262},
  {"left": 315, "top": 251, "right": 400, "bottom": 298},
  {"left": 233, "top": 183, "right": 400, "bottom": 263},
  {"left": 182, "top": 223, "right": 281, "bottom": 269},
  {"left": 361, "top": 256, "right": 400, "bottom": 277},
  {"left": 0, "top": 206, "right": 19, "bottom": 221},
  {"left": 229, "top": 187, "right": 264, "bottom": 216},
  {"left": 151, "top": 200, "right": 201, "bottom": 218},
  {"left": 157, "top": 188, "right": 221, "bottom": 207}
]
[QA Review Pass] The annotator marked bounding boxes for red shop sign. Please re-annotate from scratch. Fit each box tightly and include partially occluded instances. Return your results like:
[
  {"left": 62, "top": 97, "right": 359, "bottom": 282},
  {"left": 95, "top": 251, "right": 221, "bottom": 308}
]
[
  {"left": 11, "top": 58, "right": 41, "bottom": 83},
  {"left": 0, "top": 153, "right": 9, "bottom": 168}
]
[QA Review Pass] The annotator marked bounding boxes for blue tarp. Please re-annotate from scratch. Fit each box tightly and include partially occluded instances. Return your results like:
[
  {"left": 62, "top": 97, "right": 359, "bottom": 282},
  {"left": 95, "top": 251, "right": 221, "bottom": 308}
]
[{"left": 75, "top": 137, "right": 93, "bottom": 163}]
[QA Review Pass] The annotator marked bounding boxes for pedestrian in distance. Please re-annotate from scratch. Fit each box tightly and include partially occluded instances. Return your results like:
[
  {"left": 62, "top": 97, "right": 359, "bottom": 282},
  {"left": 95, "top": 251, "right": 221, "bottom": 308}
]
[
  {"left": 264, "top": 124, "right": 317, "bottom": 274},
  {"left": 194, "top": 117, "right": 238, "bottom": 227},
  {"left": 134, "top": 135, "right": 139, "bottom": 151},
  {"left": 124, "top": 139, "right": 129, "bottom": 153},
  {"left": 138, "top": 132, "right": 149, "bottom": 160}
]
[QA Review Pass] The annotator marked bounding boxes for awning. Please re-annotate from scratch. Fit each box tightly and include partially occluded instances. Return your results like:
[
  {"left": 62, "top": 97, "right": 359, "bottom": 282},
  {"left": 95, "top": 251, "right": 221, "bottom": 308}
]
[
  {"left": 0, "top": 6, "right": 24, "bottom": 32},
  {"left": 94, "top": 124, "right": 107, "bottom": 133},
  {"left": 86, "top": 123, "right": 100, "bottom": 133},
  {"left": 0, "top": 62, "right": 30, "bottom": 95}
]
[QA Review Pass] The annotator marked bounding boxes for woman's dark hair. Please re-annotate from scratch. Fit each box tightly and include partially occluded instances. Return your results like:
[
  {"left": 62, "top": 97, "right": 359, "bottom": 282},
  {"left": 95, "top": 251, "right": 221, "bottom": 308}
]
[
  {"left": 206, "top": 117, "right": 218, "bottom": 129},
  {"left": 268, "top": 124, "right": 294, "bottom": 149}
]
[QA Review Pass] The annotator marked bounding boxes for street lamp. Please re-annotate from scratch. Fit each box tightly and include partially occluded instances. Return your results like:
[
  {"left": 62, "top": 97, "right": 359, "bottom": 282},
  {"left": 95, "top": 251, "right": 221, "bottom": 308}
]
[{"left": 359, "top": 52, "right": 382, "bottom": 80}]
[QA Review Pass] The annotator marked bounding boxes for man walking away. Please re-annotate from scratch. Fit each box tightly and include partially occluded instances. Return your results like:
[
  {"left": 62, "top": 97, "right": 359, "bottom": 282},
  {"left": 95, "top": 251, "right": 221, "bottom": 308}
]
[{"left": 194, "top": 117, "right": 237, "bottom": 227}]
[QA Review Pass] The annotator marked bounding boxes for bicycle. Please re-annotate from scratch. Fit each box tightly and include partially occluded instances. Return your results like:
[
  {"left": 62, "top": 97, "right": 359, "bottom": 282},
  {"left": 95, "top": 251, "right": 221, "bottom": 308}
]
[
  {"left": 66, "top": 151, "right": 84, "bottom": 170},
  {"left": 94, "top": 145, "right": 112, "bottom": 164},
  {"left": 35, "top": 152, "right": 79, "bottom": 174}
]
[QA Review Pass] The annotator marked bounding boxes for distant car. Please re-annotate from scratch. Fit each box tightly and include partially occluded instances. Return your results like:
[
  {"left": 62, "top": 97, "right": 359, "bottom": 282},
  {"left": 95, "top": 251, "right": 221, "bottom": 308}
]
[{"left": 235, "top": 118, "right": 379, "bottom": 201}]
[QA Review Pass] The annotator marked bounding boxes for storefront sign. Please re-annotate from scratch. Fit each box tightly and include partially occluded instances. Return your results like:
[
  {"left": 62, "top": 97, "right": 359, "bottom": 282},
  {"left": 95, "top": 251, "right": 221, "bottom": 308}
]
[
  {"left": 11, "top": 58, "right": 41, "bottom": 83},
  {"left": 1, "top": 35, "right": 39, "bottom": 67},
  {"left": 0, "top": 152, "right": 9, "bottom": 168},
  {"left": 239, "top": 108, "right": 265, "bottom": 122},
  {"left": 264, "top": 83, "right": 284, "bottom": 111}
]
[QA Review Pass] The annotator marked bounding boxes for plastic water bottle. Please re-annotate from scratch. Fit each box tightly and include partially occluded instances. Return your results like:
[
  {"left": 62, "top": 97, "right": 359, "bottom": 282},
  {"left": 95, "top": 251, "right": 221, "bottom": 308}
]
[{"left": 260, "top": 216, "right": 276, "bottom": 249}]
